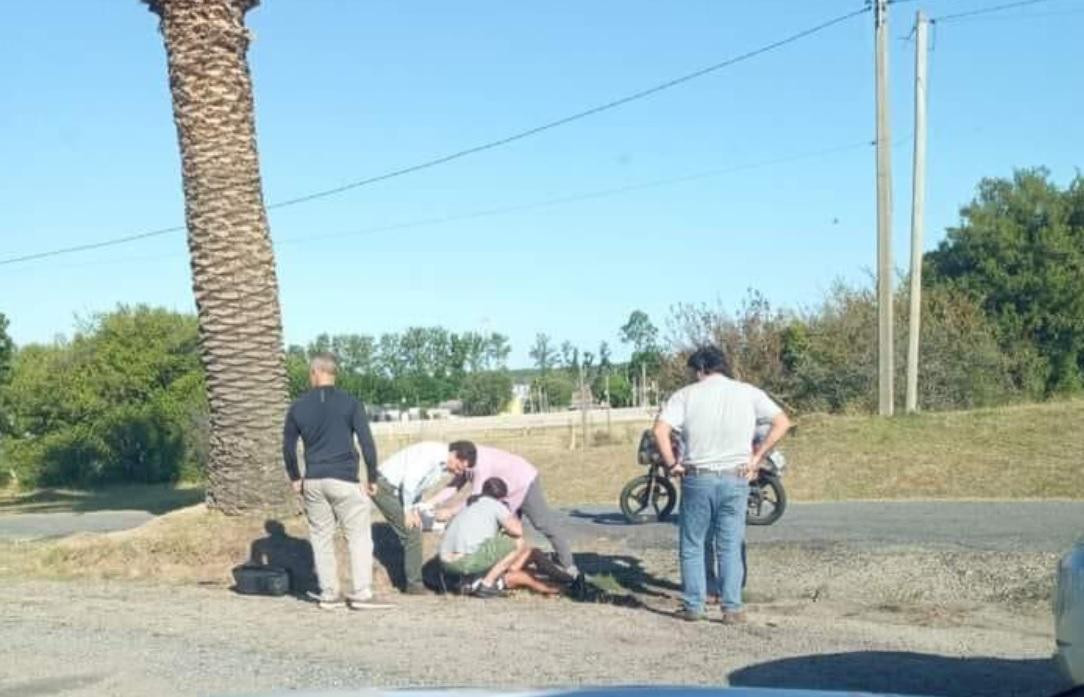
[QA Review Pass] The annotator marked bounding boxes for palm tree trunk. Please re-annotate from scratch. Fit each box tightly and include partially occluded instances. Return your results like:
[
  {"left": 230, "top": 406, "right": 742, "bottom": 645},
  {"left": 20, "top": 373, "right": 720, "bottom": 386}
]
[{"left": 146, "top": 0, "right": 289, "bottom": 514}]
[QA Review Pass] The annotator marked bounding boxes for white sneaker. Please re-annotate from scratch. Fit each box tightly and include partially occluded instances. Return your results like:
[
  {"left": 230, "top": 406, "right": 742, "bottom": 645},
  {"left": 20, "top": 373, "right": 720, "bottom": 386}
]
[
  {"left": 347, "top": 595, "right": 396, "bottom": 611},
  {"left": 306, "top": 591, "right": 344, "bottom": 610}
]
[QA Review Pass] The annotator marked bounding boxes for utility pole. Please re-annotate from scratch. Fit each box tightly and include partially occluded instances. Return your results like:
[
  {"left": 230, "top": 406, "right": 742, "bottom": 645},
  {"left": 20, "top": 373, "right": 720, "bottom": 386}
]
[
  {"left": 906, "top": 10, "right": 929, "bottom": 414},
  {"left": 579, "top": 363, "right": 588, "bottom": 449},
  {"left": 640, "top": 362, "right": 648, "bottom": 408},
  {"left": 604, "top": 374, "right": 613, "bottom": 439},
  {"left": 875, "top": 0, "right": 895, "bottom": 416}
]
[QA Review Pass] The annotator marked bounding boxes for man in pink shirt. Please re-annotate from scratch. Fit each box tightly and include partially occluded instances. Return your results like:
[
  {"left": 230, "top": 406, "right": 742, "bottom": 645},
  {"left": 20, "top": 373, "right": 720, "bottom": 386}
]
[{"left": 426, "top": 440, "right": 579, "bottom": 580}]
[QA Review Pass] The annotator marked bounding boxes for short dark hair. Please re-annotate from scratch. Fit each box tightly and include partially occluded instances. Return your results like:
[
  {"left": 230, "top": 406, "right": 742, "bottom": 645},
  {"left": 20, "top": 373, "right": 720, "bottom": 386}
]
[
  {"left": 449, "top": 440, "right": 477, "bottom": 468},
  {"left": 468, "top": 477, "right": 508, "bottom": 506},
  {"left": 686, "top": 345, "right": 732, "bottom": 377},
  {"left": 481, "top": 477, "right": 508, "bottom": 500}
]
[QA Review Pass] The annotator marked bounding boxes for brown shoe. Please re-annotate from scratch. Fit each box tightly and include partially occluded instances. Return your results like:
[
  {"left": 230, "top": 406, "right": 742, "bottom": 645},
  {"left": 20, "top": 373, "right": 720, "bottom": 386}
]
[{"left": 720, "top": 610, "right": 747, "bottom": 625}]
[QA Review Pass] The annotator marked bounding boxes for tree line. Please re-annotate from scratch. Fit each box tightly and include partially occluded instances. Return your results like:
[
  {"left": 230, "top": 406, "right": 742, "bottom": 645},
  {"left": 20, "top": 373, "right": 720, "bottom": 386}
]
[
  {"left": 0, "top": 168, "right": 1080, "bottom": 488},
  {"left": 661, "top": 168, "right": 1084, "bottom": 411},
  {"left": 284, "top": 328, "right": 513, "bottom": 414}
]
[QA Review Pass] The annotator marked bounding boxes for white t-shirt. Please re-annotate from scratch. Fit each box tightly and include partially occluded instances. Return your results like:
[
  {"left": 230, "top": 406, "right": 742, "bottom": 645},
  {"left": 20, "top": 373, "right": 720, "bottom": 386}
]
[
  {"left": 377, "top": 441, "right": 448, "bottom": 506},
  {"left": 659, "top": 374, "right": 782, "bottom": 471}
]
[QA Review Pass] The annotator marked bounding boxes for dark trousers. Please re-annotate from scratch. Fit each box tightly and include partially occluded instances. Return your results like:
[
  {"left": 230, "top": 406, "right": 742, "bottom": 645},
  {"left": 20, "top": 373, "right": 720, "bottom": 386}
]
[
  {"left": 370, "top": 476, "right": 424, "bottom": 589},
  {"left": 519, "top": 477, "right": 575, "bottom": 571}
]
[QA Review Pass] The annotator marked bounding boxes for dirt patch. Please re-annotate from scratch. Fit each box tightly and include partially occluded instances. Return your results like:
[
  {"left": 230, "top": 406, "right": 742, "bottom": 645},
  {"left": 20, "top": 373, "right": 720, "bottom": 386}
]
[
  {"left": 0, "top": 575, "right": 1066, "bottom": 697},
  {"left": 0, "top": 504, "right": 1069, "bottom": 697},
  {"left": 0, "top": 504, "right": 1060, "bottom": 620}
]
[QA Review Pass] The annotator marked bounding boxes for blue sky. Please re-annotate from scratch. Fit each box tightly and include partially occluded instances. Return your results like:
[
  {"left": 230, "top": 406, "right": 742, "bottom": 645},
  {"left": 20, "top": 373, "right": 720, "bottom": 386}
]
[{"left": 1, "top": 0, "right": 1081, "bottom": 366}]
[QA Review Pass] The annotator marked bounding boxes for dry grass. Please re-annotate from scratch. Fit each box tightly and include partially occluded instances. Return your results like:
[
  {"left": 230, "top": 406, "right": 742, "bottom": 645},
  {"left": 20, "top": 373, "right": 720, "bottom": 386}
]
[
  {"left": 3, "top": 399, "right": 1079, "bottom": 523},
  {"left": 380, "top": 398, "right": 1084, "bottom": 505},
  {"left": 783, "top": 398, "right": 1084, "bottom": 501},
  {"left": 0, "top": 506, "right": 264, "bottom": 584},
  {"left": 1, "top": 399, "right": 1079, "bottom": 588},
  {"left": 0, "top": 504, "right": 437, "bottom": 593}
]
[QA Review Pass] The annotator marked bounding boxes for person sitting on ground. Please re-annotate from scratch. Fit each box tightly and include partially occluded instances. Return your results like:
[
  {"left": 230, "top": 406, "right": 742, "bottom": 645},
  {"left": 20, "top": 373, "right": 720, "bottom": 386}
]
[
  {"left": 424, "top": 440, "right": 580, "bottom": 583},
  {"left": 438, "top": 477, "right": 561, "bottom": 598}
]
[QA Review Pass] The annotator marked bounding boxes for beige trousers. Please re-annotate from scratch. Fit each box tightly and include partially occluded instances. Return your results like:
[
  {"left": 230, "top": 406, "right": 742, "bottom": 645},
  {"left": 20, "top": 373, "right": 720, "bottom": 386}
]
[{"left": 302, "top": 478, "right": 373, "bottom": 601}]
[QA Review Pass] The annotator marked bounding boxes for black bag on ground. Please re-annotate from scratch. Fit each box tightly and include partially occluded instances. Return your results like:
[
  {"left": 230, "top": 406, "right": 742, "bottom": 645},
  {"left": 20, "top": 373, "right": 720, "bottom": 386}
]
[{"left": 232, "top": 564, "right": 290, "bottom": 596}]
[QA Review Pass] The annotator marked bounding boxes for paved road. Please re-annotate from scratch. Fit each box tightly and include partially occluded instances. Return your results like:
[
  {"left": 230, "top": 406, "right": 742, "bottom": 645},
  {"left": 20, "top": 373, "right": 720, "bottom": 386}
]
[
  {"left": 2, "top": 501, "right": 1082, "bottom": 553},
  {"left": 0, "top": 510, "right": 155, "bottom": 541},
  {"left": 561, "top": 500, "right": 1084, "bottom": 553}
]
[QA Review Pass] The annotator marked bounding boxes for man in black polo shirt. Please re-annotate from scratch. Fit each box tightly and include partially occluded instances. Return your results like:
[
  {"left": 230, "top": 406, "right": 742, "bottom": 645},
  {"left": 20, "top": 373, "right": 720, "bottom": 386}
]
[{"left": 283, "top": 352, "right": 391, "bottom": 610}]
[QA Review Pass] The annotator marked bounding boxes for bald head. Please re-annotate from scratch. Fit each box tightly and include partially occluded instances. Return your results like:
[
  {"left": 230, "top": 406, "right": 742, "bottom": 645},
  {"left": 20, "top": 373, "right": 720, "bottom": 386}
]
[{"left": 309, "top": 352, "right": 338, "bottom": 387}]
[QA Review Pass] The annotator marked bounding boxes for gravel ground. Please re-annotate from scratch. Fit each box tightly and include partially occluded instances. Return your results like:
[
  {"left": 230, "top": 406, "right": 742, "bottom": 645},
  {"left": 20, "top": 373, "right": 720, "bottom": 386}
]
[
  {"left": 1, "top": 501, "right": 1076, "bottom": 697},
  {"left": 0, "top": 566, "right": 1067, "bottom": 697}
]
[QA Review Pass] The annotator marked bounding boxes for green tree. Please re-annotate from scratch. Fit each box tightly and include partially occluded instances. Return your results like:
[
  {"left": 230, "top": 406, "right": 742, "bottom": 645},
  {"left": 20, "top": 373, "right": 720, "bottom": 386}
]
[
  {"left": 460, "top": 371, "right": 513, "bottom": 416},
  {"left": 1, "top": 306, "right": 207, "bottom": 487},
  {"left": 560, "top": 341, "right": 579, "bottom": 377},
  {"left": 620, "top": 310, "right": 659, "bottom": 353},
  {"left": 529, "top": 334, "right": 556, "bottom": 376},
  {"left": 0, "top": 313, "right": 12, "bottom": 387},
  {"left": 664, "top": 283, "right": 1021, "bottom": 414},
  {"left": 0, "top": 313, "right": 13, "bottom": 437},
  {"left": 594, "top": 371, "right": 632, "bottom": 407},
  {"left": 531, "top": 373, "right": 574, "bottom": 408},
  {"left": 484, "top": 333, "right": 512, "bottom": 369},
  {"left": 621, "top": 310, "right": 664, "bottom": 386},
  {"left": 285, "top": 346, "right": 310, "bottom": 400},
  {"left": 926, "top": 168, "right": 1084, "bottom": 393}
]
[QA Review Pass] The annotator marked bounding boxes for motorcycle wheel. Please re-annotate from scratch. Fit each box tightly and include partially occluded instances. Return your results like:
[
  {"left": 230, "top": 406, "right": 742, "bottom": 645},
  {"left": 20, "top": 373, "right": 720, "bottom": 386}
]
[
  {"left": 619, "top": 474, "right": 677, "bottom": 524},
  {"left": 747, "top": 472, "right": 786, "bottom": 526}
]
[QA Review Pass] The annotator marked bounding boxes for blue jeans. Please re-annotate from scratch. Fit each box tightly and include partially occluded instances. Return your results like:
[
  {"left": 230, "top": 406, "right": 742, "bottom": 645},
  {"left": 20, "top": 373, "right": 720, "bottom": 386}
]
[{"left": 679, "top": 472, "right": 748, "bottom": 613}]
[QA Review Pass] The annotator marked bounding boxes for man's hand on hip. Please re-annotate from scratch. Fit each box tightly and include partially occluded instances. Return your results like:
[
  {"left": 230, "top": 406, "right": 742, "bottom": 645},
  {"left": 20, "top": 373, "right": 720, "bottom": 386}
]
[
  {"left": 365, "top": 482, "right": 378, "bottom": 497},
  {"left": 291, "top": 480, "right": 303, "bottom": 495},
  {"left": 742, "top": 455, "right": 760, "bottom": 481}
]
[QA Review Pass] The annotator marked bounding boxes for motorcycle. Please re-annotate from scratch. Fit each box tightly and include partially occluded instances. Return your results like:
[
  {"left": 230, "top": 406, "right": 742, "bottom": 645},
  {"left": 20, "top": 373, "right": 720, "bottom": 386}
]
[{"left": 618, "top": 420, "right": 788, "bottom": 526}]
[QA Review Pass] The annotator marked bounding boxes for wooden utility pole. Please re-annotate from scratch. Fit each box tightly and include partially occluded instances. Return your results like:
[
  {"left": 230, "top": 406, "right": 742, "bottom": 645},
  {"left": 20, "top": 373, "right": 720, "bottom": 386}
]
[
  {"left": 605, "top": 374, "right": 613, "bottom": 440},
  {"left": 875, "top": 0, "right": 895, "bottom": 416},
  {"left": 579, "top": 363, "right": 588, "bottom": 449},
  {"left": 906, "top": 11, "right": 929, "bottom": 414}
]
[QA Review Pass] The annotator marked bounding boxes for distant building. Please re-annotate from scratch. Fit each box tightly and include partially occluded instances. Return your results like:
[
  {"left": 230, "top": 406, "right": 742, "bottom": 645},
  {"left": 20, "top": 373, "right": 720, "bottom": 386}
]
[{"left": 438, "top": 399, "right": 464, "bottom": 416}]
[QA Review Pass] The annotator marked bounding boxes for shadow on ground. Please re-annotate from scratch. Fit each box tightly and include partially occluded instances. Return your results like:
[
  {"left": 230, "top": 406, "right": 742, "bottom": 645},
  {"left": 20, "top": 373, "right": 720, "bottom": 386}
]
[
  {"left": 247, "top": 520, "right": 317, "bottom": 595},
  {"left": 0, "top": 485, "right": 205, "bottom": 515},
  {"left": 574, "top": 551, "right": 681, "bottom": 599},
  {"left": 567, "top": 508, "right": 676, "bottom": 527},
  {"left": 728, "top": 651, "right": 1069, "bottom": 697},
  {"left": 243, "top": 521, "right": 410, "bottom": 597}
]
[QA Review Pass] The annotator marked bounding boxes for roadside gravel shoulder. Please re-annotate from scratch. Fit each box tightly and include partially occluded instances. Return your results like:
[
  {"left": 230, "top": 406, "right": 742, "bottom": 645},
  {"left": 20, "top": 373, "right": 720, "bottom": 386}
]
[{"left": 0, "top": 576, "right": 1065, "bottom": 697}]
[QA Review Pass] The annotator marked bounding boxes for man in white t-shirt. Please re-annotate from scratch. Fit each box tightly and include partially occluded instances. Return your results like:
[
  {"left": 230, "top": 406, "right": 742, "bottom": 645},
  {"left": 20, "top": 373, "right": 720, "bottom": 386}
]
[
  {"left": 370, "top": 441, "right": 451, "bottom": 594},
  {"left": 654, "top": 345, "right": 791, "bottom": 623}
]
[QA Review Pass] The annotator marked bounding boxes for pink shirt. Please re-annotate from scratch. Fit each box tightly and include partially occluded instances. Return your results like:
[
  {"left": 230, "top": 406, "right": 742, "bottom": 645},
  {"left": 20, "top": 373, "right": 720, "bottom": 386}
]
[{"left": 432, "top": 445, "right": 539, "bottom": 514}]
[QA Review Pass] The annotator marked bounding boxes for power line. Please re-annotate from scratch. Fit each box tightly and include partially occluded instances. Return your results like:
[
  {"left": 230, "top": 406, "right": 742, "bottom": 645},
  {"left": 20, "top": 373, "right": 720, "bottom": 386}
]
[
  {"left": 934, "top": 0, "right": 1061, "bottom": 22},
  {"left": 262, "top": 6, "right": 871, "bottom": 211},
  {"left": 5, "top": 135, "right": 900, "bottom": 274},
  {"left": 936, "top": 4, "right": 1084, "bottom": 21},
  {"left": 0, "top": 224, "right": 185, "bottom": 266},
  {"left": 1, "top": 5, "right": 870, "bottom": 268},
  {"left": 281, "top": 138, "right": 879, "bottom": 246}
]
